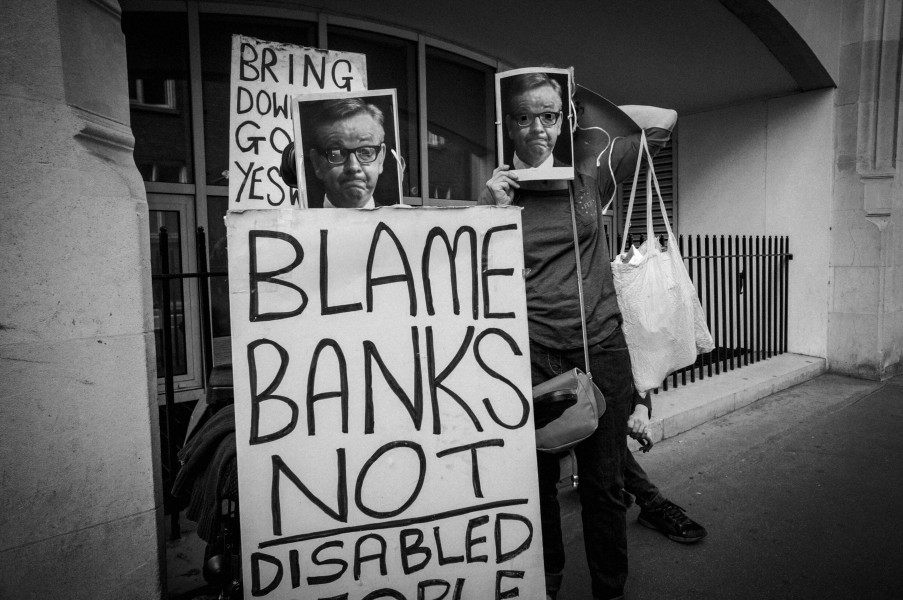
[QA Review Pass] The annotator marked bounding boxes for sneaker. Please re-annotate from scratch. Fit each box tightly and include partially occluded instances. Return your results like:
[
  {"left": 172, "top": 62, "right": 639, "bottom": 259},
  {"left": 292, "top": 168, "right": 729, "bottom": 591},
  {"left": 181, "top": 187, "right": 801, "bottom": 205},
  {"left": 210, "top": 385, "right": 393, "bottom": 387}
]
[{"left": 638, "top": 499, "right": 707, "bottom": 543}]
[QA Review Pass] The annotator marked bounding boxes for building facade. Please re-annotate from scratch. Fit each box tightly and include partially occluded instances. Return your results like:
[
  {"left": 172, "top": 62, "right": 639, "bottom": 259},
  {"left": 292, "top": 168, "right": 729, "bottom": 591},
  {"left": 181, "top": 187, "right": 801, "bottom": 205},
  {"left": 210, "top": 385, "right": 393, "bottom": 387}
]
[{"left": 1, "top": 0, "right": 900, "bottom": 597}]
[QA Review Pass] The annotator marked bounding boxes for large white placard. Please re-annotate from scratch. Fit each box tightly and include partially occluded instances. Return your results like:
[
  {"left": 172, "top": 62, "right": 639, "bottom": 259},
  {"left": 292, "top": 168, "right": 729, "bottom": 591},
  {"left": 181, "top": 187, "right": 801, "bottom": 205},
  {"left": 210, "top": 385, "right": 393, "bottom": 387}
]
[
  {"left": 226, "top": 206, "right": 544, "bottom": 599},
  {"left": 228, "top": 35, "right": 367, "bottom": 209}
]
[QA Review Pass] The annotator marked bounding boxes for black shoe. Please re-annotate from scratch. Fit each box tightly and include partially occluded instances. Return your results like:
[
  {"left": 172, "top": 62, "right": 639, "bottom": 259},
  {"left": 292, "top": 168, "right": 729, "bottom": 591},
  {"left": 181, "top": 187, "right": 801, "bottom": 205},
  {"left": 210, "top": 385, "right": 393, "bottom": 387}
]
[{"left": 638, "top": 499, "right": 707, "bottom": 543}]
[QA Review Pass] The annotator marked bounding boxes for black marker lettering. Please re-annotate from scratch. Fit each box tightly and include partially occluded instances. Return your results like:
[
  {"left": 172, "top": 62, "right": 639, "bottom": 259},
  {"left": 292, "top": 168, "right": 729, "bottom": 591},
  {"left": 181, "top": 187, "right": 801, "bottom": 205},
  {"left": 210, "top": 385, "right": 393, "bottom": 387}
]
[
  {"left": 234, "top": 161, "right": 253, "bottom": 202},
  {"left": 320, "top": 229, "right": 363, "bottom": 315},
  {"left": 261, "top": 46, "right": 278, "bottom": 82},
  {"left": 366, "top": 222, "right": 417, "bottom": 316},
  {"left": 422, "top": 226, "right": 478, "bottom": 319},
  {"left": 353, "top": 533, "right": 388, "bottom": 580},
  {"left": 271, "top": 451, "right": 348, "bottom": 535},
  {"left": 495, "top": 570, "right": 524, "bottom": 600},
  {"left": 364, "top": 327, "right": 423, "bottom": 433},
  {"left": 494, "top": 513, "right": 533, "bottom": 563},
  {"left": 248, "top": 230, "right": 307, "bottom": 321},
  {"left": 240, "top": 42, "right": 259, "bottom": 81},
  {"left": 417, "top": 580, "right": 449, "bottom": 600},
  {"left": 250, "top": 552, "right": 282, "bottom": 596},
  {"left": 361, "top": 590, "right": 405, "bottom": 600},
  {"left": 308, "top": 539, "right": 347, "bottom": 585},
  {"left": 355, "top": 441, "right": 426, "bottom": 519},
  {"left": 255, "top": 89, "right": 272, "bottom": 116},
  {"left": 473, "top": 328, "right": 530, "bottom": 429},
  {"left": 270, "top": 126, "right": 291, "bottom": 153},
  {"left": 307, "top": 338, "right": 349, "bottom": 435},
  {"left": 400, "top": 528, "right": 431, "bottom": 575},
  {"left": 236, "top": 120, "right": 265, "bottom": 154},
  {"left": 289, "top": 549, "right": 300, "bottom": 588},
  {"left": 266, "top": 167, "right": 286, "bottom": 206},
  {"left": 426, "top": 326, "right": 482, "bottom": 434},
  {"left": 465, "top": 515, "right": 489, "bottom": 563},
  {"left": 304, "top": 54, "right": 326, "bottom": 88},
  {"left": 237, "top": 86, "right": 253, "bottom": 114},
  {"left": 436, "top": 439, "right": 504, "bottom": 498},
  {"left": 433, "top": 525, "right": 464, "bottom": 565},
  {"left": 481, "top": 223, "right": 519, "bottom": 319},
  {"left": 248, "top": 338, "right": 297, "bottom": 444},
  {"left": 331, "top": 59, "right": 354, "bottom": 91}
]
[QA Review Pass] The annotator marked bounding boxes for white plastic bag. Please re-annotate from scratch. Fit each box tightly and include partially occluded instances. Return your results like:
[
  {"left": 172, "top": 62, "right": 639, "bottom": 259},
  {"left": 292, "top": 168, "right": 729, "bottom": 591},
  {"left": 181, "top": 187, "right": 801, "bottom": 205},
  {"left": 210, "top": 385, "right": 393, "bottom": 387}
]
[{"left": 611, "top": 133, "right": 714, "bottom": 393}]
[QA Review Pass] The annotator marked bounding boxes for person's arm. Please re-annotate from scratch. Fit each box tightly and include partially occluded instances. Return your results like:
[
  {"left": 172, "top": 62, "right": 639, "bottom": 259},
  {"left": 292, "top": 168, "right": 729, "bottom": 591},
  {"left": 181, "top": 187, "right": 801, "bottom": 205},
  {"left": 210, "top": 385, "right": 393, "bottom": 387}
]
[{"left": 618, "top": 105, "right": 677, "bottom": 133}]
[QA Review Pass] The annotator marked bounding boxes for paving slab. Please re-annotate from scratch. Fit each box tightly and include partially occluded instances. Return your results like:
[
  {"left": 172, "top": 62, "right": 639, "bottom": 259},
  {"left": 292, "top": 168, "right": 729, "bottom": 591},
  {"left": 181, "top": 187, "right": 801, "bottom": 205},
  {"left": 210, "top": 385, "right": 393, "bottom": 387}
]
[{"left": 556, "top": 370, "right": 899, "bottom": 600}]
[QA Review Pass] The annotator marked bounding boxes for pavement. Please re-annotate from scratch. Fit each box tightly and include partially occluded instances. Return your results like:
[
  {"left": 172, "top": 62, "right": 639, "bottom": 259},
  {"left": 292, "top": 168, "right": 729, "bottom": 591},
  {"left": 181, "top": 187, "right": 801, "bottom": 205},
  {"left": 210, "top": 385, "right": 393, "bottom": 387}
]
[
  {"left": 555, "top": 356, "right": 903, "bottom": 600},
  {"left": 166, "top": 353, "right": 903, "bottom": 599}
]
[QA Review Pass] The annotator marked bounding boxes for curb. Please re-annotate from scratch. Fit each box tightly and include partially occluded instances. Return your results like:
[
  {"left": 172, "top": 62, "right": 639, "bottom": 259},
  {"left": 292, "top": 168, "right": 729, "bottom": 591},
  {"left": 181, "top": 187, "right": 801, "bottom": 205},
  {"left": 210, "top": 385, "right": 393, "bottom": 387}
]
[{"left": 629, "top": 353, "right": 826, "bottom": 450}]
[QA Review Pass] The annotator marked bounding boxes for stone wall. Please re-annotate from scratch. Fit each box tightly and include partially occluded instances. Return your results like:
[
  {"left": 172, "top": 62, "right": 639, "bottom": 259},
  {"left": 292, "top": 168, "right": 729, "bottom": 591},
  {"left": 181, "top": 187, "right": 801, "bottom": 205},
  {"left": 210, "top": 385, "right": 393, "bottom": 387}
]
[
  {"left": 0, "top": 0, "right": 163, "bottom": 597},
  {"left": 830, "top": 0, "right": 903, "bottom": 379}
]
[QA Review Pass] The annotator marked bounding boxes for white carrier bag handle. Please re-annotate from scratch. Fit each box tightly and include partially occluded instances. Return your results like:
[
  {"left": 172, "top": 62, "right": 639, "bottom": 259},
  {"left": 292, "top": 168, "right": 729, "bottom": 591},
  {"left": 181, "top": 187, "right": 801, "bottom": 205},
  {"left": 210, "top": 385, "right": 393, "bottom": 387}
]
[
  {"left": 619, "top": 131, "right": 674, "bottom": 256},
  {"left": 611, "top": 131, "right": 714, "bottom": 393}
]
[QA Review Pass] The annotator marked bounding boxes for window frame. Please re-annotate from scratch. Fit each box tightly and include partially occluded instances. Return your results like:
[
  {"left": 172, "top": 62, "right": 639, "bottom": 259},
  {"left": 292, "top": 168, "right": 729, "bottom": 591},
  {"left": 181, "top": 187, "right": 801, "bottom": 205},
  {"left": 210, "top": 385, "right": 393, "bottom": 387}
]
[{"left": 123, "top": 0, "right": 508, "bottom": 394}]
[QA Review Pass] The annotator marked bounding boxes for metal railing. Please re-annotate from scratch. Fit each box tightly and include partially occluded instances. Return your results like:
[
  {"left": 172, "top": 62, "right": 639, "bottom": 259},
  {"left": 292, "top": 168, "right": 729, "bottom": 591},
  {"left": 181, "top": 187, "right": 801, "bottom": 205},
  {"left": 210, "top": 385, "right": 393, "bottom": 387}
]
[
  {"left": 652, "top": 234, "right": 793, "bottom": 392},
  {"left": 152, "top": 227, "right": 791, "bottom": 537},
  {"left": 153, "top": 226, "right": 226, "bottom": 539}
]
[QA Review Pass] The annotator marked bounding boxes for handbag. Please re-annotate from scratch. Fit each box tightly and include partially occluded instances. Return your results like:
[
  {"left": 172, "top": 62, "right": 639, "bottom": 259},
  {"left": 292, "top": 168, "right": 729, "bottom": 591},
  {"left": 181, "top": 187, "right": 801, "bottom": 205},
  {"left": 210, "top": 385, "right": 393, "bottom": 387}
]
[
  {"left": 611, "top": 132, "right": 715, "bottom": 393},
  {"left": 533, "top": 183, "right": 606, "bottom": 453}
]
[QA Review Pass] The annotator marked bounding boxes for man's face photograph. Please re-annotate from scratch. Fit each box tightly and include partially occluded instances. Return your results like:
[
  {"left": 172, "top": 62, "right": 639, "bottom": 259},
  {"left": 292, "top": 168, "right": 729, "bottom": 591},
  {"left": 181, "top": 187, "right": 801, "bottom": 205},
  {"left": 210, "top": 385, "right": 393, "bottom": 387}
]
[
  {"left": 506, "top": 84, "right": 563, "bottom": 168},
  {"left": 310, "top": 113, "right": 386, "bottom": 208}
]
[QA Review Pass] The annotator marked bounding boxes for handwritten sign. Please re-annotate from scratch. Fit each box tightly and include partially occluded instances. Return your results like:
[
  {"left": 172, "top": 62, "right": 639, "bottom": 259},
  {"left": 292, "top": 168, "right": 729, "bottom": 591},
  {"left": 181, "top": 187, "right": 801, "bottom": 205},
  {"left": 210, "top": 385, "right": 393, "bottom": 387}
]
[
  {"left": 228, "top": 35, "right": 367, "bottom": 209},
  {"left": 226, "top": 206, "right": 544, "bottom": 599}
]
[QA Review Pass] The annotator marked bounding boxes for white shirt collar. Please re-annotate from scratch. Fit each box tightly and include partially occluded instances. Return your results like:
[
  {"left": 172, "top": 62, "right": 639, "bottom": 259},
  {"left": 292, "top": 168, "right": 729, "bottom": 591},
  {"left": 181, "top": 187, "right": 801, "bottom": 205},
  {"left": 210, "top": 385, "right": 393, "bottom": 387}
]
[
  {"left": 513, "top": 152, "right": 555, "bottom": 171},
  {"left": 323, "top": 195, "right": 375, "bottom": 209}
]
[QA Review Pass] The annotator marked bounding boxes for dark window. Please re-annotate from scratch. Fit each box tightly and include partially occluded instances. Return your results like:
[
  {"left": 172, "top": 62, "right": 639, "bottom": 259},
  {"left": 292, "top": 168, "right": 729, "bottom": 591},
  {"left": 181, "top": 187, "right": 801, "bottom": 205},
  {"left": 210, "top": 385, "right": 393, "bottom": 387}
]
[
  {"left": 124, "top": 12, "right": 193, "bottom": 183},
  {"left": 426, "top": 47, "right": 495, "bottom": 201}
]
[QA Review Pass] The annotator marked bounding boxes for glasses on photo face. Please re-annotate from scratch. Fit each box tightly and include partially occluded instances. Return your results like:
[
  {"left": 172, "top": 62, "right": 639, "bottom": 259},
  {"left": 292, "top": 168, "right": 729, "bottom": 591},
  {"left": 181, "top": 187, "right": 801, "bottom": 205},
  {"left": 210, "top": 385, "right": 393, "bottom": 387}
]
[
  {"left": 317, "top": 144, "right": 383, "bottom": 165},
  {"left": 511, "top": 111, "right": 562, "bottom": 128}
]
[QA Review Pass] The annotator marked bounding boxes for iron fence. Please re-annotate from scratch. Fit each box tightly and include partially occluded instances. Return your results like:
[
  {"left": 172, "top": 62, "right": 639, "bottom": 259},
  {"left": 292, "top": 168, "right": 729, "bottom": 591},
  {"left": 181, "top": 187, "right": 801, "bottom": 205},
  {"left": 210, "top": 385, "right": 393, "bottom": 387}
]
[
  {"left": 153, "top": 226, "right": 226, "bottom": 539},
  {"left": 650, "top": 234, "right": 793, "bottom": 392},
  {"left": 152, "top": 226, "right": 792, "bottom": 533}
]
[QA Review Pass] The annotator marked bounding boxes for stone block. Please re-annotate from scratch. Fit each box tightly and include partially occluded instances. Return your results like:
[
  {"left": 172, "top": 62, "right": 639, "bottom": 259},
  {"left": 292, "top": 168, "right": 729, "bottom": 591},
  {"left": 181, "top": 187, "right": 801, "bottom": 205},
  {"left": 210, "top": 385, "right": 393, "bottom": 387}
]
[
  {"left": 836, "top": 43, "right": 862, "bottom": 106},
  {"left": 830, "top": 210, "right": 882, "bottom": 266},
  {"left": 0, "top": 509, "right": 163, "bottom": 600},
  {"left": 832, "top": 265, "right": 880, "bottom": 313},
  {"left": 841, "top": 0, "right": 865, "bottom": 46},
  {"left": 0, "top": 98, "right": 151, "bottom": 349},
  {"left": 0, "top": 333, "right": 160, "bottom": 551},
  {"left": 834, "top": 102, "right": 859, "bottom": 157},
  {"left": 832, "top": 173, "right": 865, "bottom": 212},
  {"left": 827, "top": 312, "right": 881, "bottom": 377},
  {"left": 885, "top": 265, "right": 903, "bottom": 312}
]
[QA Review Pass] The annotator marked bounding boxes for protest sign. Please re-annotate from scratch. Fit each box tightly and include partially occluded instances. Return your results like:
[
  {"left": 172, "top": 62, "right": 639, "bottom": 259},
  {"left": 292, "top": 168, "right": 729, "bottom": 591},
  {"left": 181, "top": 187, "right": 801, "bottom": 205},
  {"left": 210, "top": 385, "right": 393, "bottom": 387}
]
[
  {"left": 226, "top": 206, "right": 544, "bottom": 599},
  {"left": 228, "top": 35, "right": 367, "bottom": 209}
]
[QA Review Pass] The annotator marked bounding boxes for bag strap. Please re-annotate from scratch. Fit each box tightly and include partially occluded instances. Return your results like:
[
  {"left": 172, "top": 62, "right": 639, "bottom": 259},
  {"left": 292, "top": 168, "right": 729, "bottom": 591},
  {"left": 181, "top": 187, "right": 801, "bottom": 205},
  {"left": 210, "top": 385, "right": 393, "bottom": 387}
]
[
  {"left": 620, "top": 132, "right": 675, "bottom": 255},
  {"left": 567, "top": 182, "right": 592, "bottom": 375}
]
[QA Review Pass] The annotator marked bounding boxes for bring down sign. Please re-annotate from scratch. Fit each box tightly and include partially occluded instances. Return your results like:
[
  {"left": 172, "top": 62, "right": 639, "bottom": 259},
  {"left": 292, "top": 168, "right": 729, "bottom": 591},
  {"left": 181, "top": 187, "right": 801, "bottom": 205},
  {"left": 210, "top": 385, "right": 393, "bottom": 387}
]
[{"left": 226, "top": 206, "right": 544, "bottom": 599}]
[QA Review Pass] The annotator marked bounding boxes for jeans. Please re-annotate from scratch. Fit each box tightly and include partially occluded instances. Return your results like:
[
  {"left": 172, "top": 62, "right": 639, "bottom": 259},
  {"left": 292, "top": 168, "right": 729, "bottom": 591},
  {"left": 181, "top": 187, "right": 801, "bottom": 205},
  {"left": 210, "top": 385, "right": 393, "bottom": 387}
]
[
  {"left": 531, "top": 327, "right": 634, "bottom": 600},
  {"left": 623, "top": 448, "right": 665, "bottom": 509}
]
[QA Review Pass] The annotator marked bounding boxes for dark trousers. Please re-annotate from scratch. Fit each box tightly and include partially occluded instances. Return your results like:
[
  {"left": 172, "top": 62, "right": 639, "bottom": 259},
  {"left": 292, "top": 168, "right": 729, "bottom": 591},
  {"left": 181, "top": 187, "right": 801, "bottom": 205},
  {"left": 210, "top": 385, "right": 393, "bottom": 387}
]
[
  {"left": 623, "top": 448, "right": 665, "bottom": 509},
  {"left": 531, "top": 327, "right": 633, "bottom": 600}
]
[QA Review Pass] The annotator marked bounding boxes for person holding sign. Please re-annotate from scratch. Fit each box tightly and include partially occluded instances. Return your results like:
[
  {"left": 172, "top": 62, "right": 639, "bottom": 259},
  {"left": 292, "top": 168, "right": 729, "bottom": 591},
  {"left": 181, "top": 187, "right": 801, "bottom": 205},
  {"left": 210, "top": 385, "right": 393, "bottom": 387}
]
[
  {"left": 307, "top": 98, "right": 388, "bottom": 208},
  {"left": 481, "top": 69, "right": 677, "bottom": 600}
]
